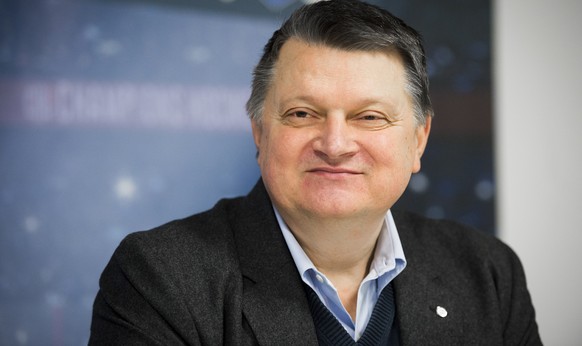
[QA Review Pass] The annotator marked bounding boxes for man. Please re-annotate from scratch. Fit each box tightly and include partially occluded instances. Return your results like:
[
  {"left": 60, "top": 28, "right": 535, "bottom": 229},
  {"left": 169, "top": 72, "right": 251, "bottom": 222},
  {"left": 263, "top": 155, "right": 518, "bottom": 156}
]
[{"left": 90, "top": 0, "right": 542, "bottom": 345}]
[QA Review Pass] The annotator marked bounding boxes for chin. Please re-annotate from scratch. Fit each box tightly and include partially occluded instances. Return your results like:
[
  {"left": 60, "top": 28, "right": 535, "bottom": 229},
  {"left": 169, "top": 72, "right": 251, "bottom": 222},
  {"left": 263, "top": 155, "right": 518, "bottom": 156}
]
[{"left": 299, "top": 200, "right": 365, "bottom": 219}]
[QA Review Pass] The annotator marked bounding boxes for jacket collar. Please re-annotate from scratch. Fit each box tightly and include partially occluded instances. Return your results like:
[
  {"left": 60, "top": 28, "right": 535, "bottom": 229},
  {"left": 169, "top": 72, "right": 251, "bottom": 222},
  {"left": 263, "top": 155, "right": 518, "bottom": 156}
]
[
  {"left": 232, "top": 179, "right": 318, "bottom": 345},
  {"left": 231, "top": 181, "right": 461, "bottom": 345}
]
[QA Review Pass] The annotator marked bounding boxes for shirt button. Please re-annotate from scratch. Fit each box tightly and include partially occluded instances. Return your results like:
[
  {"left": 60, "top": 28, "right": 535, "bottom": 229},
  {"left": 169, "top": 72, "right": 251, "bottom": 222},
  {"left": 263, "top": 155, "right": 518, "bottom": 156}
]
[{"left": 315, "top": 274, "right": 324, "bottom": 283}]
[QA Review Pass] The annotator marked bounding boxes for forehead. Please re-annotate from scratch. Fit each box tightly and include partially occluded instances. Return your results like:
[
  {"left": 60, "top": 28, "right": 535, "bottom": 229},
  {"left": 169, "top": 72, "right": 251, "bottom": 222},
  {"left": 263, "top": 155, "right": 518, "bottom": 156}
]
[
  {"left": 269, "top": 39, "right": 410, "bottom": 108},
  {"left": 276, "top": 38, "right": 403, "bottom": 71}
]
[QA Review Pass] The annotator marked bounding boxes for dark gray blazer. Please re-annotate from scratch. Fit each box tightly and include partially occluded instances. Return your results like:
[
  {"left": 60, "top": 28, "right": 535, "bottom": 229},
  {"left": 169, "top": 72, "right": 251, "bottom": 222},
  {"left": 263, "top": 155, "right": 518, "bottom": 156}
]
[{"left": 90, "top": 180, "right": 541, "bottom": 345}]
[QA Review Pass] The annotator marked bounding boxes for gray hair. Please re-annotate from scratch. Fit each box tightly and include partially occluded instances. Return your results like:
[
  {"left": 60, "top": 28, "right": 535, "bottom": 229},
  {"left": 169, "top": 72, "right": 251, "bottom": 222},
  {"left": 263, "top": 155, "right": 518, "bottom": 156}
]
[{"left": 246, "top": 0, "right": 433, "bottom": 126}]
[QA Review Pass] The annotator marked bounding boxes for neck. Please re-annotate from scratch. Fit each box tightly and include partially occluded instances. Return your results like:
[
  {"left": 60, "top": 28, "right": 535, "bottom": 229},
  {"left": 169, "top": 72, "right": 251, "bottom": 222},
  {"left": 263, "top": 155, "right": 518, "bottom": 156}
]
[
  {"left": 279, "top": 209, "right": 386, "bottom": 320},
  {"left": 279, "top": 208, "right": 385, "bottom": 278}
]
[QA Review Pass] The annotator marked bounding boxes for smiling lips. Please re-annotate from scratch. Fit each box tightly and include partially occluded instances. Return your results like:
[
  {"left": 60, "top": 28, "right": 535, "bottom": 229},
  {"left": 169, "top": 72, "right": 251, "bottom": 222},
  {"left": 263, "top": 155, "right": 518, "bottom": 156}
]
[{"left": 306, "top": 167, "right": 363, "bottom": 176}]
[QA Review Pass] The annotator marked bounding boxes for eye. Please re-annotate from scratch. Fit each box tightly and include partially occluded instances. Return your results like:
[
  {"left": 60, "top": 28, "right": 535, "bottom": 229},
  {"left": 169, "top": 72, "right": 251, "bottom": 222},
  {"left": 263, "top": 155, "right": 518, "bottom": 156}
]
[
  {"left": 284, "top": 110, "right": 312, "bottom": 119},
  {"left": 292, "top": 111, "right": 309, "bottom": 118},
  {"left": 353, "top": 113, "right": 392, "bottom": 130},
  {"left": 361, "top": 114, "right": 382, "bottom": 121},
  {"left": 281, "top": 109, "right": 320, "bottom": 127}
]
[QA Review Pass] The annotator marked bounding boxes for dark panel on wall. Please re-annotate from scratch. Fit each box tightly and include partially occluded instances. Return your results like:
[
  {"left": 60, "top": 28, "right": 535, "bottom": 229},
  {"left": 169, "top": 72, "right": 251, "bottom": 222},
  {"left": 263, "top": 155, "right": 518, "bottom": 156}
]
[{"left": 0, "top": 0, "right": 492, "bottom": 344}]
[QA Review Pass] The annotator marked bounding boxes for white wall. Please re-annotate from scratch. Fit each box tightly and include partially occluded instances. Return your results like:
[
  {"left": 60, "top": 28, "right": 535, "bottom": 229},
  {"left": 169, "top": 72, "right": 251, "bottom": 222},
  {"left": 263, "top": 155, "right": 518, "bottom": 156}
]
[{"left": 494, "top": 1, "right": 582, "bottom": 344}]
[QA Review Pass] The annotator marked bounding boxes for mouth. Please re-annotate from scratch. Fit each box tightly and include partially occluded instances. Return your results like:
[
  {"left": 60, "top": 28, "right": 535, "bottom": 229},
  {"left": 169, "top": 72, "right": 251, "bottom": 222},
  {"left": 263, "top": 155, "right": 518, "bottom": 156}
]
[{"left": 306, "top": 167, "right": 363, "bottom": 175}]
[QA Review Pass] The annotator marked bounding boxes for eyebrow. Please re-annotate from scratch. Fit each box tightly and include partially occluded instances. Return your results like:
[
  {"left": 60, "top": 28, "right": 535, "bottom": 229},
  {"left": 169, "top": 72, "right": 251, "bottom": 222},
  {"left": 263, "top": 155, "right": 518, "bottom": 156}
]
[{"left": 277, "top": 94, "right": 401, "bottom": 113}]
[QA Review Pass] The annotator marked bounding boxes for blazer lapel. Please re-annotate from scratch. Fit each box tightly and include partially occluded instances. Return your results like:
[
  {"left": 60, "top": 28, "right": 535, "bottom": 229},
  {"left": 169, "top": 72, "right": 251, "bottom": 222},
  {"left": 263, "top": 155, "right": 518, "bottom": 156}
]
[
  {"left": 232, "top": 185, "right": 471, "bottom": 345},
  {"left": 392, "top": 212, "right": 465, "bottom": 345},
  {"left": 232, "top": 181, "right": 318, "bottom": 346}
]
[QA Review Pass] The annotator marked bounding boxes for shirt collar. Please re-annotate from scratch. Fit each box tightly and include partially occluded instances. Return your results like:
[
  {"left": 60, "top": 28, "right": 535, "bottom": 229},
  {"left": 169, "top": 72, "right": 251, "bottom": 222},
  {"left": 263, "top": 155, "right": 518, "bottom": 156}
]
[
  {"left": 275, "top": 207, "right": 406, "bottom": 285},
  {"left": 275, "top": 208, "right": 315, "bottom": 282}
]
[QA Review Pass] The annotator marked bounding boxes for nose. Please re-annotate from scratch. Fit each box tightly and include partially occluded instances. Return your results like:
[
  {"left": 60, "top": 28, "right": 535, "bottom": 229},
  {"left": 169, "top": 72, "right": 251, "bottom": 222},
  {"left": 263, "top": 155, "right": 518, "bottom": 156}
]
[{"left": 312, "top": 114, "right": 358, "bottom": 160}]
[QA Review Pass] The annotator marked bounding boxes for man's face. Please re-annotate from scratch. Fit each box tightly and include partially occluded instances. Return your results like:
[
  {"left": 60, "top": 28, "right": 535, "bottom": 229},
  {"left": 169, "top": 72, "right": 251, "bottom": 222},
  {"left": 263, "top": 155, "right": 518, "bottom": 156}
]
[{"left": 252, "top": 39, "right": 431, "bottom": 222}]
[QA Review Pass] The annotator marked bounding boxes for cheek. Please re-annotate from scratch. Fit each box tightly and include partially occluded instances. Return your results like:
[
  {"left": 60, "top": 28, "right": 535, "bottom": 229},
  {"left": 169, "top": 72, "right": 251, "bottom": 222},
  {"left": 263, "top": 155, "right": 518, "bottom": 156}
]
[
  {"left": 369, "top": 134, "right": 417, "bottom": 172},
  {"left": 259, "top": 129, "right": 299, "bottom": 170},
  {"left": 400, "top": 131, "right": 419, "bottom": 164},
  {"left": 274, "top": 130, "right": 312, "bottom": 158}
]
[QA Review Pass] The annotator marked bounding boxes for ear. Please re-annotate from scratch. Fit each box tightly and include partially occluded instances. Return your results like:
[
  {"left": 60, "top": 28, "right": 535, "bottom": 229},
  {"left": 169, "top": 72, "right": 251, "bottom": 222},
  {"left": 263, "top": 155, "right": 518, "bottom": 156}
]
[
  {"left": 412, "top": 115, "right": 431, "bottom": 173},
  {"left": 251, "top": 119, "right": 262, "bottom": 158}
]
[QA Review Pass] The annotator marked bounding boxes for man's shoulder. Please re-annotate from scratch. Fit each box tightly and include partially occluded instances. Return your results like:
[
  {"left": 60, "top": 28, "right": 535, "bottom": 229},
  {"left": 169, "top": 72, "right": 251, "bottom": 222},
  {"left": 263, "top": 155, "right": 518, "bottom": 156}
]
[
  {"left": 392, "top": 210, "right": 518, "bottom": 265},
  {"left": 121, "top": 180, "right": 271, "bottom": 249},
  {"left": 112, "top": 195, "right": 250, "bottom": 275},
  {"left": 131, "top": 196, "right": 240, "bottom": 240},
  {"left": 109, "top": 180, "right": 274, "bottom": 275},
  {"left": 393, "top": 209, "right": 500, "bottom": 243}
]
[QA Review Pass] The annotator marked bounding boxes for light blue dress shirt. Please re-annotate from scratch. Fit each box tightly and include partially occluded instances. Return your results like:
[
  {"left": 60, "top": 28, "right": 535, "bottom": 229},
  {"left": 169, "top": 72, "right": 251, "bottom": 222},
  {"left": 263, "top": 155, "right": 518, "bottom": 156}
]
[{"left": 275, "top": 208, "right": 407, "bottom": 341}]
